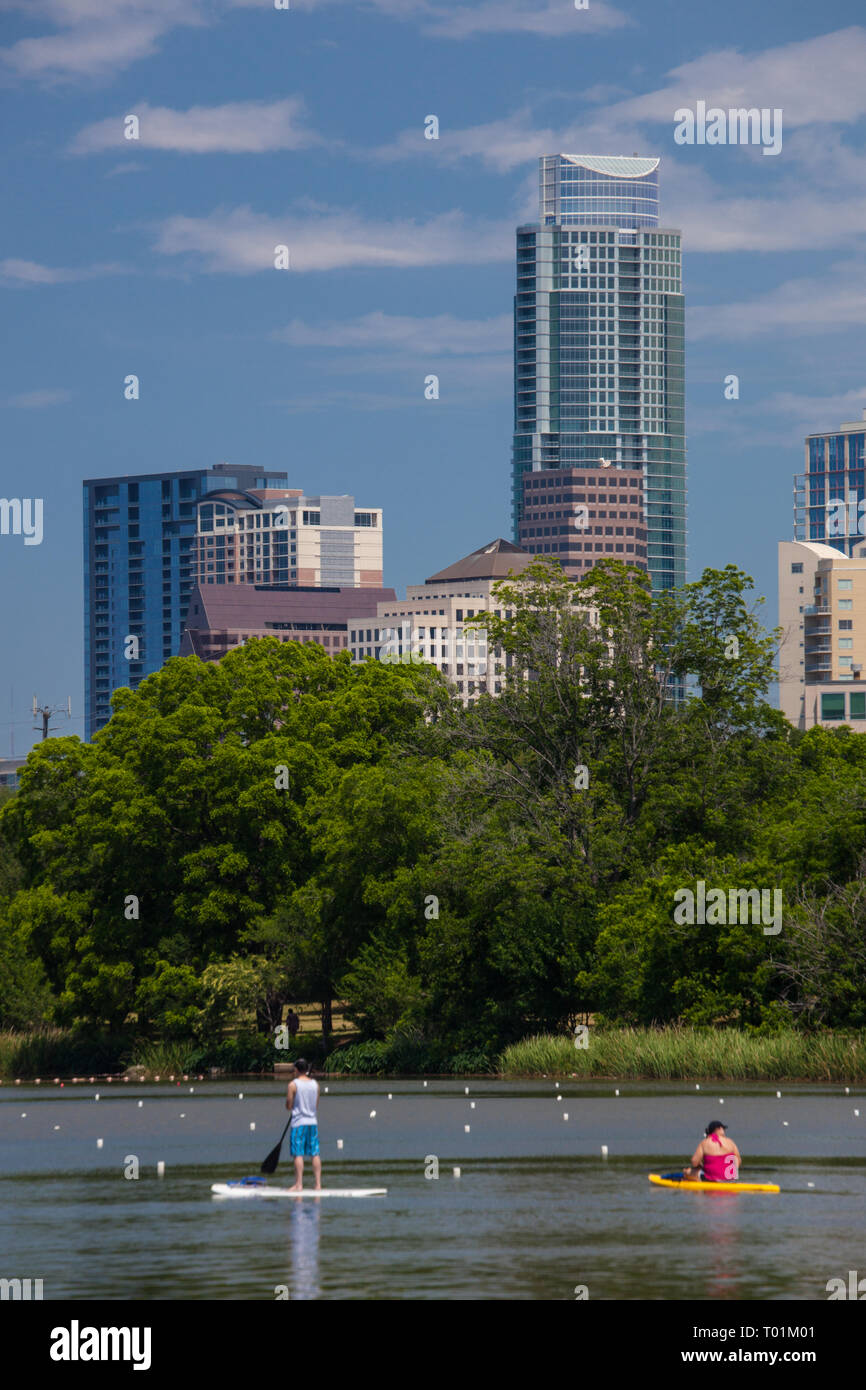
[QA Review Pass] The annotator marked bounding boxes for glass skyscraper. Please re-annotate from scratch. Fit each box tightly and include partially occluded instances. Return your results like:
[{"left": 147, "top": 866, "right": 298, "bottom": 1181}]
[
  {"left": 83, "top": 463, "right": 288, "bottom": 739},
  {"left": 512, "top": 154, "right": 686, "bottom": 591},
  {"left": 794, "top": 411, "right": 866, "bottom": 557}
]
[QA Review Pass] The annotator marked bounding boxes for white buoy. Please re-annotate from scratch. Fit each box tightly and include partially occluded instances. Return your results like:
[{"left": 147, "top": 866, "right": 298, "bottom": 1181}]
[
  {"left": 138, "top": 1100, "right": 143, "bottom": 1108},
  {"left": 388, "top": 1093, "right": 392, "bottom": 1100},
  {"left": 369, "top": 1110, "right": 376, "bottom": 1118},
  {"left": 782, "top": 1121, "right": 789, "bottom": 1126},
  {"left": 337, "top": 1139, "right": 344, "bottom": 1150},
  {"left": 189, "top": 1088, "right": 194, "bottom": 1093},
  {"left": 54, "top": 1125, "right": 60, "bottom": 1131},
  {"left": 555, "top": 1082, "right": 560, "bottom": 1089},
  {"left": 470, "top": 1102, "right": 475, "bottom": 1109},
  {"left": 563, "top": 1113, "right": 569, "bottom": 1121},
  {"left": 324, "top": 1087, "right": 329, "bottom": 1094},
  {"left": 558, "top": 1095, "right": 563, "bottom": 1102},
  {"left": 157, "top": 1161, "right": 165, "bottom": 1177},
  {"left": 695, "top": 1084, "right": 700, "bottom": 1090},
  {"left": 855, "top": 1110, "right": 860, "bottom": 1118},
  {"left": 97, "top": 1138, "right": 103, "bottom": 1148},
  {"left": 95, "top": 1093, "right": 100, "bottom": 1101},
  {"left": 845, "top": 1087, "right": 850, "bottom": 1094},
  {"left": 807, "top": 1182, "right": 815, "bottom": 1188},
  {"left": 35, "top": 1078, "right": 41, "bottom": 1085},
  {"left": 776, "top": 1091, "right": 781, "bottom": 1099},
  {"left": 20, "top": 1112, "right": 26, "bottom": 1118},
  {"left": 615, "top": 1089, "right": 619, "bottom": 1096},
  {"left": 464, "top": 1124, "right": 470, "bottom": 1132},
  {"left": 719, "top": 1098, "right": 724, "bottom": 1104},
  {"left": 180, "top": 1113, "right": 185, "bottom": 1118},
  {"left": 423, "top": 1081, "right": 427, "bottom": 1088},
  {"left": 601, "top": 1145, "right": 608, "bottom": 1156},
  {"left": 453, "top": 1167, "right": 461, "bottom": 1178},
  {"left": 465, "top": 1087, "right": 469, "bottom": 1095},
  {"left": 238, "top": 1093, "right": 243, "bottom": 1100},
  {"left": 250, "top": 1122, "right": 256, "bottom": 1131}
]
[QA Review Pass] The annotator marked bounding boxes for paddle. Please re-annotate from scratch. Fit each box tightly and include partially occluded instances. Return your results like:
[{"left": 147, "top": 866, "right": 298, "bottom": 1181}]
[{"left": 261, "top": 1119, "right": 292, "bottom": 1175}]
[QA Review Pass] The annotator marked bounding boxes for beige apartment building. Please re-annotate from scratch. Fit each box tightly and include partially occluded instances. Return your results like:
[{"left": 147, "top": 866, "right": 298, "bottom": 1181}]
[
  {"left": 778, "top": 540, "right": 866, "bottom": 729},
  {"left": 347, "top": 537, "right": 601, "bottom": 705},
  {"left": 194, "top": 488, "right": 383, "bottom": 588},
  {"left": 346, "top": 539, "right": 534, "bottom": 703}
]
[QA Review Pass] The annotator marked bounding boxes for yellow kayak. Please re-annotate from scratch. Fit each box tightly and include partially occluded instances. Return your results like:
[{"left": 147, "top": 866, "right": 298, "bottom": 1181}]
[{"left": 649, "top": 1173, "right": 780, "bottom": 1194}]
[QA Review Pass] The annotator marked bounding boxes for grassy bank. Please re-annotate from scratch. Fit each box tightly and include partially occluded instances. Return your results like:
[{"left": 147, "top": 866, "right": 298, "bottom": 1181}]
[
  {"left": 499, "top": 1029, "right": 866, "bottom": 1082},
  {"left": 5, "top": 1026, "right": 865, "bottom": 1083},
  {"left": 0, "top": 1029, "right": 301, "bottom": 1080}
]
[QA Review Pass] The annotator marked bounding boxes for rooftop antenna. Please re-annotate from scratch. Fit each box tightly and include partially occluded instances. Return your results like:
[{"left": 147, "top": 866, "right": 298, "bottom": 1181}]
[{"left": 33, "top": 696, "right": 72, "bottom": 741}]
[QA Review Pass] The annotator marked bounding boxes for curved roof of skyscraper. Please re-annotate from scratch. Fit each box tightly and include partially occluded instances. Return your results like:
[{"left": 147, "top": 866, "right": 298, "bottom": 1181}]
[{"left": 559, "top": 154, "right": 659, "bottom": 177}]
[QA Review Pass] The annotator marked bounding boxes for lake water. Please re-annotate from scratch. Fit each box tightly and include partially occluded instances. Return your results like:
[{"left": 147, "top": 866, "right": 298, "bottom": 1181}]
[{"left": 1, "top": 1078, "right": 864, "bottom": 1300}]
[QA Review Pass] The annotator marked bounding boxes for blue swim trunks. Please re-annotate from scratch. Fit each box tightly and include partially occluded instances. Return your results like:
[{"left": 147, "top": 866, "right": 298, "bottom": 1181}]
[{"left": 290, "top": 1124, "right": 319, "bottom": 1158}]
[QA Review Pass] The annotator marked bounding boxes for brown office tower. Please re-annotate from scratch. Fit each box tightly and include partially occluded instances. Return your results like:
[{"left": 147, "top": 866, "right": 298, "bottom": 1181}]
[{"left": 517, "top": 463, "right": 647, "bottom": 576}]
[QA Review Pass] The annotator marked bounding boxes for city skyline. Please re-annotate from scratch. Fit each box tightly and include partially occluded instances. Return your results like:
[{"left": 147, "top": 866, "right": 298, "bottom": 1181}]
[{"left": 3, "top": 1, "right": 866, "bottom": 752}]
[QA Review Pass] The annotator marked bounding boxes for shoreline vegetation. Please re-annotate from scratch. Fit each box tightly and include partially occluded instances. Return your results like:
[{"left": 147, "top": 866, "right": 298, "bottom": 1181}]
[
  {"left": 4, "top": 565, "right": 866, "bottom": 1070},
  {"left": 3, "top": 1027, "right": 865, "bottom": 1084}
]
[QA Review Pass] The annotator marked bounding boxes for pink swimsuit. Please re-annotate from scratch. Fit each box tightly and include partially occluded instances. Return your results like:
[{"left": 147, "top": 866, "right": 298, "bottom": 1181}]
[{"left": 703, "top": 1132, "right": 737, "bottom": 1181}]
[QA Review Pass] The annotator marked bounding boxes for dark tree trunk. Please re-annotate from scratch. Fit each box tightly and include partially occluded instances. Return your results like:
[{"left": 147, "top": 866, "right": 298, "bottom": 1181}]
[{"left": 321, "top": 997, "right": 332, "bottom": 1054}]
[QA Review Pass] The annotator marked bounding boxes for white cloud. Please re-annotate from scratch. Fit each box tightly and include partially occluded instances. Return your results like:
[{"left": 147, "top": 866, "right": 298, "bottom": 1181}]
[
  {"left": 72, "top": 98, "right": 321, "bottom": 155},
  {"left": 609, "top": 26, "right": 866, "bottom": 129},
  {"left": 275, "top": 311, "right": 511, "bottom": 355},
  {"left": 760, "top": 387, "right": 866, "bottom": 426},
  {"left": 419, "top": 0, "right": 629, "bottom": 40},
  {"left": 373, "top": 108, "right": 567, "bottom": 173},
  {"left": 0, "top": 0, "right": 629, "bottom": 83},
  {"left": 3, "top": 387, "right": 73, "bottom": 408},
  {"left": 0, "top": 0, "right": 208, "bottom": 81},
  {"left": 0, "top": 257, "right": 125, "bottom": 286},
  {"left": 152, "top": 205, "right": 513, "bottom": 273},
  {"left": 689, "top": 264, "right": 866, "bottom": 338}
]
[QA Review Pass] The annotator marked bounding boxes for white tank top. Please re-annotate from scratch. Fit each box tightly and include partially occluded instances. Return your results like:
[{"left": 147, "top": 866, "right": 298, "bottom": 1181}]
[{"left": 291, "top": 1076, "right": 319, "bottom": 1127}]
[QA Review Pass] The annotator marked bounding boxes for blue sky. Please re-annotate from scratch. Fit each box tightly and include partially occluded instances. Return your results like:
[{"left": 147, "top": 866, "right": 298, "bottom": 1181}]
[{"left": 2, "top": 0, "right": 865, "bottom": 752}]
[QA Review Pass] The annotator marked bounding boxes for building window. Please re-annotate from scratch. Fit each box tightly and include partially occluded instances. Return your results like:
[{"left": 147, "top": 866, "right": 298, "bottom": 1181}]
[
  {"left": 821, "top": 694, "right": 846, "bottom": 721},
  {"left": 791, "top": 563, "right": 803, "bottom": 573},
  {"left": 850, "top": 692, "right": 866, "bottom": 719}
]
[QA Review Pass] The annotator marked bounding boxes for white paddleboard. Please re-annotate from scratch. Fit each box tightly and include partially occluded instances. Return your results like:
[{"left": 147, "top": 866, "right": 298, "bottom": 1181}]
[{"left": 211, "top": 1183, "right": 386, "bottom": 1199}]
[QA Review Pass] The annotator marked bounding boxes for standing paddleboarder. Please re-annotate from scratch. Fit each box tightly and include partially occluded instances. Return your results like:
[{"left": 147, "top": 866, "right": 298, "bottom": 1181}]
[{"left": 286, "top": 1058, "right": 322, "bottom": 1192}]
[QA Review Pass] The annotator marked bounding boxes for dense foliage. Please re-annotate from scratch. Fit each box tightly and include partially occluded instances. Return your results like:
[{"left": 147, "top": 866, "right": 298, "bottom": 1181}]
[{"left": 2, "top": 559, "right": 865, "bottom": 1061}]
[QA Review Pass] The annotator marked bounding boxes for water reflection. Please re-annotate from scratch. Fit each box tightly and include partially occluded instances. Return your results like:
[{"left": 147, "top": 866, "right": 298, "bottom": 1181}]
[
  {"left": 287, "top": 1201, "right": 321, "bottom": 1300},
  {"left": 699, "top": 1203, "right": 743, "bottom": 1300}
]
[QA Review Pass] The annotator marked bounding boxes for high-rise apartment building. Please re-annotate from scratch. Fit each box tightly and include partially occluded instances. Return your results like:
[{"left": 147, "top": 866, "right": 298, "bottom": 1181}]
[
  {"left": 194, "top": 490, "right": 383, "bottom": 588},
  {"left": 794, "top": 409, "right": 866, "bottom": 557},
  {"left": 512, "top": 154, "right": 685, "bottom": 591},
  {"left": 83, "top": 463, "right": 288, "bottom": 739},
  {"left": 778, "top": 539, "right": 866, "bottom": 729}
]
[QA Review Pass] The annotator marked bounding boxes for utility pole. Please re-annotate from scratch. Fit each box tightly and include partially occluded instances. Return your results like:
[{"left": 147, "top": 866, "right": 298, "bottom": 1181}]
[{"left": 33, "top": 695, "right": 72, "bottom": 741}]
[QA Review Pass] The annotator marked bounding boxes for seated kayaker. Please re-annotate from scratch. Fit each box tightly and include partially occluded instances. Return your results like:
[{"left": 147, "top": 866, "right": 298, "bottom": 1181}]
[{"left": 683, "top": 1121, "right": 741, "bottom": 1182}]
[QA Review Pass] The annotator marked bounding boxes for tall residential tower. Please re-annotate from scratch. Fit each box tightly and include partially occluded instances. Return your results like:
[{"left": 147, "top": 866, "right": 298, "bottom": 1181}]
[
  {"left": 512, "top": 154, "right": 686, "bottom": 591},
  {"left": 83, "top": 463, "right": 288, "bottom": 739}
]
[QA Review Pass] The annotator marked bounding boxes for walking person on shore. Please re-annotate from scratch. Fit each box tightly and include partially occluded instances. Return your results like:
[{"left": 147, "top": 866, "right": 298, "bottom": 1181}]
[{"left": 286, "top": 1058, "right": 322, "bottom": 1191}]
